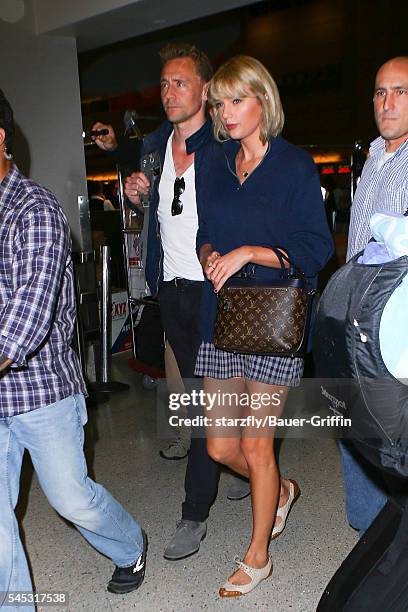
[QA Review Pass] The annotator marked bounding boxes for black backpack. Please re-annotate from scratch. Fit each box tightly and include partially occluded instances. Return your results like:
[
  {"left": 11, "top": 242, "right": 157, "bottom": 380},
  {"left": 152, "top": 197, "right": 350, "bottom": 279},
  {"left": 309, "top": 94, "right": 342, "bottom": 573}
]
[
  {"left": 313, "top": 253, "right": 408, "bottom": 478},
  {"left": 317, "top": 497, "right": 408, "bottom": 612},
  {"left": 314, "top": 253, "right": 408, "bottom": 612}
]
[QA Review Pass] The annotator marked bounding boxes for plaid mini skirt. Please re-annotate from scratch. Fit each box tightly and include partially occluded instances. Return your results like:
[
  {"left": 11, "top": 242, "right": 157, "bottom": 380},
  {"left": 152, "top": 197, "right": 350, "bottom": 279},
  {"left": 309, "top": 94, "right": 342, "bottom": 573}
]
[{"left": 194, "top": 342, "right": 304, "bottom": 387}]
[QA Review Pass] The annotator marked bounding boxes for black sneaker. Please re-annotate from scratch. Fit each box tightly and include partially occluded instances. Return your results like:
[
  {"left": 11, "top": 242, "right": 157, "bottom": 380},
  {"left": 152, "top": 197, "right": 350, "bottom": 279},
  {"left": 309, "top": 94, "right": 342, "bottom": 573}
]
[{"left": 107, "top": 529, "right": 148, "bottom": 594}]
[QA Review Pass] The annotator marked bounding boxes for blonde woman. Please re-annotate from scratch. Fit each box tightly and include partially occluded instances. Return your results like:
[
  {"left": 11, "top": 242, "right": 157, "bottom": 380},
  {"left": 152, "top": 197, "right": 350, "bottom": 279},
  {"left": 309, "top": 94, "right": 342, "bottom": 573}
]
[{"left": 195, "top": 56, "right": 333, "bottom": 596}]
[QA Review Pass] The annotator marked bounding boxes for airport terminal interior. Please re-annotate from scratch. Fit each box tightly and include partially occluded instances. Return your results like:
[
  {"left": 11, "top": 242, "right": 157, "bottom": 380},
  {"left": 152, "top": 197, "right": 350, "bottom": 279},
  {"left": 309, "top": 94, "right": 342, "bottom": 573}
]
[{"left": 2, "top": 0, "right": 407, "bottom": 611}]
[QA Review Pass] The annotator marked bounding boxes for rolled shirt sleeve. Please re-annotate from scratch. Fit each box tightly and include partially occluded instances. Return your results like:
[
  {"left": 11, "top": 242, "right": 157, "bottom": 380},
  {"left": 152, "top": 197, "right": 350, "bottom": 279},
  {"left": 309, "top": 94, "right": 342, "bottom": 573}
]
[{"left": 0, "top": 203, "right": 70, "bottom": 367}]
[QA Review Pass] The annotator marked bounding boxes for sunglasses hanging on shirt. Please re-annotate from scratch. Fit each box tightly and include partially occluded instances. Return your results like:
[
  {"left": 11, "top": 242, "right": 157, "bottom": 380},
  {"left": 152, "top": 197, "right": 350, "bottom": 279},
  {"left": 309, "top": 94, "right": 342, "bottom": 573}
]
[{"left": 171, "top": 177, "right": 185, "bottom": 216}]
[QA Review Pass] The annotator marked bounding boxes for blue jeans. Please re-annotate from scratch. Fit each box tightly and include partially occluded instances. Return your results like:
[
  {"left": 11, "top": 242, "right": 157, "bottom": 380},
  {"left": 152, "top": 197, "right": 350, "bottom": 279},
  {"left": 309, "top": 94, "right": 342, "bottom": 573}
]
[
  {"left": 0, "top": 394, "right": 143, "bottom": 612},
  {"left": 339, "top": 440, "right": 388, "bottom": 535}
]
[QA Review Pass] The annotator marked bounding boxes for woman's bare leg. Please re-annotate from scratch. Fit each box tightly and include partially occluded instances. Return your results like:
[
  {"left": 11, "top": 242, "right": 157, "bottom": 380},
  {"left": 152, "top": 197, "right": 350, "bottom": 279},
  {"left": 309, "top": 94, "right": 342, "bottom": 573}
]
[
  {"left": 228, "top": 381, "right": 289, "bottom": 586},
  {"left": 203, "top": 377, "right": 294, "bottom": 586},
  {"left": 204, "top": 376, "right": 249, "bottom": 476}
]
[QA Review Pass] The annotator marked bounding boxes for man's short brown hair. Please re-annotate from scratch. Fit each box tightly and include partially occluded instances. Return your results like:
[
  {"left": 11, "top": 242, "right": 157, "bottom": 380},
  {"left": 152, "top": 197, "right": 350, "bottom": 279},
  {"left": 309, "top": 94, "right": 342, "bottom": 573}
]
[{"left": 159, "top": 43, "right": 213, "bottom": 83}]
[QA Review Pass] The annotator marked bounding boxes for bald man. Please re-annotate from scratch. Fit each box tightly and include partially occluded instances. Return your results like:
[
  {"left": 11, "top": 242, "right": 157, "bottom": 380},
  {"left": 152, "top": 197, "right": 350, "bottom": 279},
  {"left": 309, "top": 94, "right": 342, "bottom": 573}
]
[{"left": 342, "top": 57, "right": 408, "bottom": 534}]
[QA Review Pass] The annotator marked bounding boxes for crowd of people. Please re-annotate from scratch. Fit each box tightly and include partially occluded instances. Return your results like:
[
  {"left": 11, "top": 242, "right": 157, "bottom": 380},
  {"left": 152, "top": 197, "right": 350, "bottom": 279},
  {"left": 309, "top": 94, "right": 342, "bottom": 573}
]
[{"left": 0, "top": 40, "right": 407, "bottom": 607}]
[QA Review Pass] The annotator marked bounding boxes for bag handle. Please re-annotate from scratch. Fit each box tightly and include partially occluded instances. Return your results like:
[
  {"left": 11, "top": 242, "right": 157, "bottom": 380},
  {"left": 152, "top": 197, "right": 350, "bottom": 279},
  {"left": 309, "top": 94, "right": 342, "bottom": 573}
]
[
  {"left": 272, "top": 247, "right": 308, "bottom": 278},
  {"left": 239, "top": 246, "right": 306, "bottom": 280}
]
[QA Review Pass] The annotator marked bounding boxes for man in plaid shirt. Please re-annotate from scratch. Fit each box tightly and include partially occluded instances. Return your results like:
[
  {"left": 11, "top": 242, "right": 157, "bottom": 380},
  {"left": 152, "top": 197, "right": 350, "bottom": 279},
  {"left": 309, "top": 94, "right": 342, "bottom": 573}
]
[{"left": 0, "top": 90, "right": 147, "bottom": 607}]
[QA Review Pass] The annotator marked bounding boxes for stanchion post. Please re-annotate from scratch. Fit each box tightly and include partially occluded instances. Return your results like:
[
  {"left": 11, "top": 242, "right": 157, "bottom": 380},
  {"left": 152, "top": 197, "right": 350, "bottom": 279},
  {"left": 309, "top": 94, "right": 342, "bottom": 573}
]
[
  {"left": 97, "top": 245, "right": 129, "bottom": 393},
  {"left": 101, "top": 245, "right": 112, "bottom": 383}
]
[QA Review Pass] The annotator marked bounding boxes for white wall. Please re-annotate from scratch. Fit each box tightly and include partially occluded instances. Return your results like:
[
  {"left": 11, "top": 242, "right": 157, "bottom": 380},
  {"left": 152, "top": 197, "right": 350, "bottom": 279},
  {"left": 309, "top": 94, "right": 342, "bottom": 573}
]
[{"left": 1, "top": 18, "right": 87, "bottom": 248}]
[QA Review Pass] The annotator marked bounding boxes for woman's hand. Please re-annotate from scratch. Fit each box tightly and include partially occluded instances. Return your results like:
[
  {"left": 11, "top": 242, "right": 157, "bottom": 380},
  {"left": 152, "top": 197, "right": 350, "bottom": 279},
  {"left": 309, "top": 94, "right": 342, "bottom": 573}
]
[
  {"left": 206, "top": 247, "right": 252, "bottom": 292},
  {"left": 203, "top": 250, "right": 221, "bottom": 277}
]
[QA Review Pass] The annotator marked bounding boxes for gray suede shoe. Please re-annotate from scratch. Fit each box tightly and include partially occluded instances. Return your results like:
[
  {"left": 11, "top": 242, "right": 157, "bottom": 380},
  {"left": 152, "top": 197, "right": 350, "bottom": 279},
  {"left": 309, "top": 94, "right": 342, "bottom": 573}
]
[
  {"left": 226, "top": 475, "right": 250, "bottom": 501},
  {"left": 163, "top": 520, "right": 207, "bottom": 560},
  {"left": 159, "top": 437, "right": 190, "bottom": 460}
]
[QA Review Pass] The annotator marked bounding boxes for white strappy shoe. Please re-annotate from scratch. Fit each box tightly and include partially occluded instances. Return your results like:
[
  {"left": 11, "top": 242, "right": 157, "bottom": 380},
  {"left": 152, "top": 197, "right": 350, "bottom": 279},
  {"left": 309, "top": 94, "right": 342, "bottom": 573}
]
[
  {"left": 271, "top": 478, "right": 300, "bottom": 540},
  {"left": 219, "top": 556, "right": 273, "bottom": 597}
]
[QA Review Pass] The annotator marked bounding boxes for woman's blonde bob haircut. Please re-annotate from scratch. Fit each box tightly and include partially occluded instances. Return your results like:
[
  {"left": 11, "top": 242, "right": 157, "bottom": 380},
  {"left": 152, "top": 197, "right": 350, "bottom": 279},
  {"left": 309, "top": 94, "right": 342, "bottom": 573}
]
[{"left": 208, "top": 55, "right": 285, "bottom": 144}]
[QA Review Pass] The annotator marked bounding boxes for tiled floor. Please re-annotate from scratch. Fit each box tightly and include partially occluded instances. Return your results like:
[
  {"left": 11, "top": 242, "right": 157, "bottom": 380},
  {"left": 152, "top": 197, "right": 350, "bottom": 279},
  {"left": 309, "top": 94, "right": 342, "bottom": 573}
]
[{"left": 18, "top": 354, "right": 358, "bottom": 612}]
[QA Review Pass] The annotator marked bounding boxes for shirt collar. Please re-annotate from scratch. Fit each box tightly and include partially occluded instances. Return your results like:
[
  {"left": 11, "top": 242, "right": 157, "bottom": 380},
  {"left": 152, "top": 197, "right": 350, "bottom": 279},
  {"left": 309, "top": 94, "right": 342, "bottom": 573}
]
[
  {"left": 369, "top": 135, "right": 408, "bottom": 159},
  {"left": 145, "top": 115, "right": 213, "bottom": 155},
  {"left": 0, "top": 164, "right": 22, "bottom": 212},
  {"left": 185, "top": 116, "right": 213, "bottom": 155},
  {"left": 222, "top": 135, "right": 285, "bottom": 170}
]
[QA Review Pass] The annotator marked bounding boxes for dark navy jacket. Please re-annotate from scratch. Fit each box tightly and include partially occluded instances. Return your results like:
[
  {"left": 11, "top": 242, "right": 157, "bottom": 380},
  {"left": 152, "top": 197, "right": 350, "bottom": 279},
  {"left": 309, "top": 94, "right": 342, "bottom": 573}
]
[{"left": 196, "top": 136, "right": 334, "bottom": 341}]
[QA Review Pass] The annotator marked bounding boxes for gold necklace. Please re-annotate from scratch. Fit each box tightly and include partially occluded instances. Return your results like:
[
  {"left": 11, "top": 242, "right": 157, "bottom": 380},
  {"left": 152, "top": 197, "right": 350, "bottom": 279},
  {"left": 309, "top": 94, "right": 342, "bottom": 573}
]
[{"left": 237, "top": 145, "right": 269, "bottom": 179}]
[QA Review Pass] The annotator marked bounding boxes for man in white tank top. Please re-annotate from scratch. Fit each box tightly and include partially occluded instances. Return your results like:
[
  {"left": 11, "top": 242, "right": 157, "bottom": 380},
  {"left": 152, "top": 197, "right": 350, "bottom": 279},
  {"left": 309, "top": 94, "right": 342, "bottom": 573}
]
[
  {"left": 157, "top": 133, "right": 203, "bottom": 283},
  {"left": 93, "top": 43, "right": 250, "bottom": 562},
  {"left": 124, "top": 44, "right": 249, "bottom": 561}
]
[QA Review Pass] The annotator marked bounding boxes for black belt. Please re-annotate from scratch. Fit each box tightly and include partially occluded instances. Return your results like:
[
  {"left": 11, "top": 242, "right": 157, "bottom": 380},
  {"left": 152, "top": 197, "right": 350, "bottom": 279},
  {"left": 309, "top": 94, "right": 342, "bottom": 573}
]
[{"left": 163, "top": 278, "right": 204, "bottom": 288}]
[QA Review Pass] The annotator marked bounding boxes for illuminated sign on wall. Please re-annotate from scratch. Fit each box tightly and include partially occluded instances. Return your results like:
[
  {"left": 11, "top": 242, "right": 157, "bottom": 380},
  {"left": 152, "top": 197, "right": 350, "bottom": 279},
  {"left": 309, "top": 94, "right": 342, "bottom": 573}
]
[{"left": 320, "top": 164, "right": 351, "bottom": 175}]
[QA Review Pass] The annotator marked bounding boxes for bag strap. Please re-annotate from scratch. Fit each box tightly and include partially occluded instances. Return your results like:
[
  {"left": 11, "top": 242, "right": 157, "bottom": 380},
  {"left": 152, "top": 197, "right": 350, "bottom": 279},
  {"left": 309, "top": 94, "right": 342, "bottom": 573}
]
[
  {"left": 272, "top": 246, "right": 307, "bottom": 278},
  {"left": 378, "top": 499, "right": 408, "bottom": 575},
  {"left": 239, "top": 246, "right": 306, "bottom": 279}
]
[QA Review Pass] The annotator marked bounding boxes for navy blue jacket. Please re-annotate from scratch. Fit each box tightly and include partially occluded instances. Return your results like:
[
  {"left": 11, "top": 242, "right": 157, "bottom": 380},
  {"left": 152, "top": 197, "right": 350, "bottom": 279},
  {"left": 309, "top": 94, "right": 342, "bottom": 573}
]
[
  {"left": 125, "top": 117, "right": 217, "bottom": 295},
  {"left": 196, "top": 136, "right": 334, "bottom": 341}
]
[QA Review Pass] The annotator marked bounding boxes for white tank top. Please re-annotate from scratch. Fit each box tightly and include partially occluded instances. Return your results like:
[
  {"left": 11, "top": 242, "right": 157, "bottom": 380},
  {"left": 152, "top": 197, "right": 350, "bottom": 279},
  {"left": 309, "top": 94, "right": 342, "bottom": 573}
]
[{"left": 157, "top": 133, "right": 204, "bottom": 281}]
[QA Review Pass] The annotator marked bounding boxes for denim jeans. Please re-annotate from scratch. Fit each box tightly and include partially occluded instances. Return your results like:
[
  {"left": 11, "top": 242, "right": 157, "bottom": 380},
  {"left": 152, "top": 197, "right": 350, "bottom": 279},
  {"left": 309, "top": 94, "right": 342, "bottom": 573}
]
[
  {"left": 339, "top": 440, "right": 388, "bottom": 535},
  {"left": 0, "top": 394, "right": 143, "bottom": 612}
]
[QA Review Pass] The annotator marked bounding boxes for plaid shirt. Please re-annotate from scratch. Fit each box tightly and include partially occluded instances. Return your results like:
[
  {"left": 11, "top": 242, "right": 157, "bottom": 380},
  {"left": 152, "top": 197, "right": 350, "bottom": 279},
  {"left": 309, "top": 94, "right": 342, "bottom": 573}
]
[{"left": 0, "top": 165, "right": 86, "bottom": 417}]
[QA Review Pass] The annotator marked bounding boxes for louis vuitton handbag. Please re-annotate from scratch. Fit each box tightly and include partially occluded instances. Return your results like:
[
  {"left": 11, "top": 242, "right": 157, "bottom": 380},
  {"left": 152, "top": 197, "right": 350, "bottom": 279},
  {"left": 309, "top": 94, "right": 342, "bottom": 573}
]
[{"left": 213, "top": 248, "right": 316, "bottom": 357}]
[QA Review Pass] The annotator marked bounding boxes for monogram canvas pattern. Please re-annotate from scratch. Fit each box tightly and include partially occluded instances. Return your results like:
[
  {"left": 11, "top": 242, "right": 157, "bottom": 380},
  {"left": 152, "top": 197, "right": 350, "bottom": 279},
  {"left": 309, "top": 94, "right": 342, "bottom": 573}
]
[{"left": 213, "top": 285, "right": 309, "bottom": 355}]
